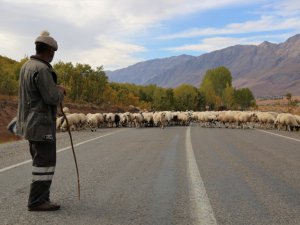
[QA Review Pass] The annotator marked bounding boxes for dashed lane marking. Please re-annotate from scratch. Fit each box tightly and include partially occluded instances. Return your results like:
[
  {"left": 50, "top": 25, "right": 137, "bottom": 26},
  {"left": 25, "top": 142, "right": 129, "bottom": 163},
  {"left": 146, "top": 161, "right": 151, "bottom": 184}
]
[{"left": 186, "top": 126, "right": 218, "bottom": 225}]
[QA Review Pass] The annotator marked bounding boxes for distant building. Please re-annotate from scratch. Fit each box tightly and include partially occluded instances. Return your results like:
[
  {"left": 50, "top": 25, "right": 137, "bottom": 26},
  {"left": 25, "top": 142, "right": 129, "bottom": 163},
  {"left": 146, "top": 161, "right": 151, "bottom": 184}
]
[{"left": 257, "top": 95, "right": 284, "bottom": 100}]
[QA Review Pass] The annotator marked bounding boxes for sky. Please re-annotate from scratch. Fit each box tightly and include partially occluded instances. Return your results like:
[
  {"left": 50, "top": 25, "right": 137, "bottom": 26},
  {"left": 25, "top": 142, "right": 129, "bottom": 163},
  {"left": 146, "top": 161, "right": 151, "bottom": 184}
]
[{"left": 0, "top": 0, "right": 300, "bottom": 71}]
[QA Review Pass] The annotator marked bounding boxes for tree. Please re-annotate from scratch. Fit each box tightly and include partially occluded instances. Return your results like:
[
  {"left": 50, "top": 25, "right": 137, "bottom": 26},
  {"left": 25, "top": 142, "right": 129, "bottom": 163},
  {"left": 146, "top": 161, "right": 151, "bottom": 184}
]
[
  {"left": 200, "top": 66, "right": 233, "bottom": 110},
  {"left": 152, "top": 87, "right": 174, "bottom": 110},
  {"left": 200, "top": 66, "right": 232, "bottom": 96},
  {"left": 199, "top": 79, "right": 217, "bottom": 110},
  {"left": 54, "top": 61, "right": 74, "bottom": 86},
  {"left": 222, "top": 83, "right": 235, "bottom": 109},
  {"left": 0, "top": 67, "right": 17, "bottom": 95},
  {"left": 138, "top": 84, "right": 157, "bottom": 103},
  {"left": 174, "top": 84, "right": 198, "bottom": 111},
  {"left": 234, "top": 88, "right": 255, "bottom": 110}
]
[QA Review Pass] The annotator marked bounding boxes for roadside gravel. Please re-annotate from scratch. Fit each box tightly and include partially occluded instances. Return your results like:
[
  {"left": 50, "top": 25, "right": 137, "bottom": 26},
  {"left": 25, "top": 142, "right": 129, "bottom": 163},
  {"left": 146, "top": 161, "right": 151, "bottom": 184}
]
[{"left": 0, "top": 128, "right": 122, "bottom": 170}]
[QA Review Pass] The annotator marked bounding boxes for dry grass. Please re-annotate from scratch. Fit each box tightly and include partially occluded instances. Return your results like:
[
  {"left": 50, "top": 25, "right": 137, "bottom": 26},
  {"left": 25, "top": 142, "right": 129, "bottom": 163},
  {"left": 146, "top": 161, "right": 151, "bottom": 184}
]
[{"left": 256, "top": 96, "right": 300, "bottom": 115}]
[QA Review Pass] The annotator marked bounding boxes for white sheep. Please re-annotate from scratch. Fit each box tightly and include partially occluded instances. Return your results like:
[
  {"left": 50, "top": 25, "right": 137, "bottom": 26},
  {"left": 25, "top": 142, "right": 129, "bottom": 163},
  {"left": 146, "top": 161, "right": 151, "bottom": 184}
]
[
  {"left": 256, "top": 112, "right": 276, "bottom": 129},
  {"left": 86, "top": 114, "right": 98, "bottom": 132},
  {"left": 275, "top": 113, "right": 299, "bottom": 132},
  {"left": 94, "top": 113, "right": 104, "bottom": 128},
  {"left": 60, "top": 113, "right": 81, "bottom": 132},
  {"left": 236, "top": 111, "right": 258, "bottom": 129},
  {"left": 218, "top": 111, "right": 238, "bottom": 128},
  {"left": 177, "top": 112, "right": 191, "bottom": 126},
  {"left": 105, "top": 113, "right": 116, "bottom": 128},
  {"left": 197, "top": 111, "right": 218, "bottom": 128},
  {"left": 121, "top": 112, "right": 134, "bottom": 127},
  {"left": 119, "top": 113, "right": 128, "bottom": 127},
  {"left": 63, "top": 107, "right": 70, "bottom": 114},
  {"left": 132, "top": 113, "right": 144, "bottom": 128},
  {"left": 56, "top": 116, "right": 64, "bottom": 131},
  {"left": 142, "top": 112, "right": 154, "bottom": 127},
  {"left": 153, "top": 112, "right": 167, "bottom": 128}
]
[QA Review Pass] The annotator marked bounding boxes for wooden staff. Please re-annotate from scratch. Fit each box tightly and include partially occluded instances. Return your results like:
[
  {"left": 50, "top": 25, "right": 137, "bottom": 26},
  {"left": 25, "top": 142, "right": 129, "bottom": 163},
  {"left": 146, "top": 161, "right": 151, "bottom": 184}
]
[{"left": 60, "top": 102, "right": 80, "bottom": 200}]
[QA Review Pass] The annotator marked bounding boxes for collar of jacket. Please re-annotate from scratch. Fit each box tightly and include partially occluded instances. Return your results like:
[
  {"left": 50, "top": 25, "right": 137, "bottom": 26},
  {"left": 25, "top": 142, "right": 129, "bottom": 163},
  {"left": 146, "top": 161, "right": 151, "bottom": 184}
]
[
  {"left": 30, "top": 55, "right": 52, "bottom": 69},
  {"left": 30, "top": 55, "right": 57, "bottom": 84}
]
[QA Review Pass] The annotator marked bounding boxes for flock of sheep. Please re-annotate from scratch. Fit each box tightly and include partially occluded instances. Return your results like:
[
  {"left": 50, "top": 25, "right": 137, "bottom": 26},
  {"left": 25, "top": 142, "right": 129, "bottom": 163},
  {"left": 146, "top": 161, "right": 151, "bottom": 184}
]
[{"left": 56, "top": 107, "right": 300, "bottom": 132}]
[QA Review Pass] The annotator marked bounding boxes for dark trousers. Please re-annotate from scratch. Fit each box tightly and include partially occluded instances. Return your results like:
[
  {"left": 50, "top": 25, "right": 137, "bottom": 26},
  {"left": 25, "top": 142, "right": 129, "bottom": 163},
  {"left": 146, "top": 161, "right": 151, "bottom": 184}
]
[{"left": 28, "top": 140, "right": 56, "bottom": 207}]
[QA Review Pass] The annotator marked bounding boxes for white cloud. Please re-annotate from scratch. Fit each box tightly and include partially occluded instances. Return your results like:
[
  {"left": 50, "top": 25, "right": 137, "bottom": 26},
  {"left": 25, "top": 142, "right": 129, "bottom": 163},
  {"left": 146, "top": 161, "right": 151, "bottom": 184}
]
[
  {"left": 0, "top": 31, "right": 32, "bottom": 59},
  {"left": 160, "top": 15, "right": 300, "bottom": 39},
  {"left": 163, "top": 33, "right": 294, "bottom": 52},
  {"left": 1, "top": 0, "right": 299, "bottom": 70},
  {"left": 164, "top": 37, "right": 247, "bottom": 52},
  {"left": 1, "top": 0, "right": 251, "bottom": 68},
  {"left": 271, "top": 0, "right": 300, "bottom": 16},
  {"left": 1, "top": 0, "right": 254, "bottom": 31},
  {"left": 55, "top": 37, "right": 146, "bottom": 70}
]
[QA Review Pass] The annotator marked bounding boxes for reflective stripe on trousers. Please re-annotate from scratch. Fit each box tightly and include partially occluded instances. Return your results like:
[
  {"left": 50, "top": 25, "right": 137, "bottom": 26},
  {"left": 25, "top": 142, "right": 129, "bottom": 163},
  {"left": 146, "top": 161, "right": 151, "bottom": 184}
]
[{"left": 32, "top": 166, "right": 55, "bottom": 181}]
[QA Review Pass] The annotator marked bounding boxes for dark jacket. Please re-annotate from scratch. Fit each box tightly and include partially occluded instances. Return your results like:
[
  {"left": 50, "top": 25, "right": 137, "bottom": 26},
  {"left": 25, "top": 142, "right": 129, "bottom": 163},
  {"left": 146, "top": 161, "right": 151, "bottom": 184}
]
[{"left": 16, "top": 56, "right": 64, "bottom": 141}]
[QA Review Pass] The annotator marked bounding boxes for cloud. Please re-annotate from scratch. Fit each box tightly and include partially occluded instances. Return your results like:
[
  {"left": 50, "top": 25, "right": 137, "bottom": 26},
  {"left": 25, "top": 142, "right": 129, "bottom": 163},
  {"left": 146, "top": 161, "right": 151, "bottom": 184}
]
[
  {"left": 56, "top": 37, "right": 147, "bottom": 70},
  {"left": 163, "top": 33, "right": 294, "bottom": 52},
  {"left": 159, "top": 15, "right": 300, "bottom": 39},
  {"left": 1, "top": 0, "right": 299, "bottom": 70},
  {"left": 164, "top": 37, "right": 247, "bottom": 52},
  {"left": 0, "top": 31, "right": 32, "bottom": 59},
  {"left": 271, "top": 0, "right": 300, "bottom": 16},
  {"left": 1, "top": 0, "right": 254, "bottom": 32}
]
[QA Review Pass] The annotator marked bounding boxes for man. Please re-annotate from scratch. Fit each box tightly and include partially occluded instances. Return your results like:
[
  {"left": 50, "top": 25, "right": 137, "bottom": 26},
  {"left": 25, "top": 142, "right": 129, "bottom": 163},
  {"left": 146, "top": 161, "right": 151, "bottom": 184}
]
[{"left": 16, "top": 31, "right": 65, "bottom": 211}]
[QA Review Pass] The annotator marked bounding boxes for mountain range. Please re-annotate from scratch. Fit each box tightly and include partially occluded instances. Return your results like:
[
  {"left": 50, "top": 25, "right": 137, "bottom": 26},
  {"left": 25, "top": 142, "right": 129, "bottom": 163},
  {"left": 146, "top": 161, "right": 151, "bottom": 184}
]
[{"left": 106, "top": 34, "right": 300, "bottom": 97}]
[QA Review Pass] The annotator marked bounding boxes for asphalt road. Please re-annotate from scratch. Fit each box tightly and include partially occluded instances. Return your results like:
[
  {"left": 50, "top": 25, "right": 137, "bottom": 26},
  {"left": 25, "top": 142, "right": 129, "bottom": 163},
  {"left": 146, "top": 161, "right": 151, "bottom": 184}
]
[{"left": 0, "top": 126, "right": 299, "bottom": 225}]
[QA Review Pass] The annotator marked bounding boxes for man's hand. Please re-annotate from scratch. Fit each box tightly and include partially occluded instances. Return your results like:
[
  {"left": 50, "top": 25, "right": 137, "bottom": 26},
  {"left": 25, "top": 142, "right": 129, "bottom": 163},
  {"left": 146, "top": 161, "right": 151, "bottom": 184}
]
[{"left": 57, "top": 85, "right": 66, "bottom": 95}]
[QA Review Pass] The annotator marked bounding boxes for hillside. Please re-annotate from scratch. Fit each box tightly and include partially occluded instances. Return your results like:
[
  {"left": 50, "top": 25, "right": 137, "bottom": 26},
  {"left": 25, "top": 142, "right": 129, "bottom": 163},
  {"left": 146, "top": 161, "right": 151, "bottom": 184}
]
[{"left": 106, "top": 34, "right": 300, "bottom": 97}]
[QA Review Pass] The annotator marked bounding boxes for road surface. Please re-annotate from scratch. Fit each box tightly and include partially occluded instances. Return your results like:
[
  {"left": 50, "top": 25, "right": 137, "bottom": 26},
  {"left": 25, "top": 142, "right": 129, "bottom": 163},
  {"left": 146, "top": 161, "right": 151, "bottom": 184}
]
[{"left": 0, "top": 126, "right": 299, "bottom": 225}]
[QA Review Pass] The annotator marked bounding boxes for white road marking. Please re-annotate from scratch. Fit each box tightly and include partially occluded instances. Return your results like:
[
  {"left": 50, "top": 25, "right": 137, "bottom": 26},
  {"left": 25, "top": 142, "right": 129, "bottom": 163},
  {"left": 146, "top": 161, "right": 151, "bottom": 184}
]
[
  {"left": 256, "top": 129, "right": 300, "bottom": 143},
  {"left": 0, "top": 129, "right": 124, "bottom": 173},
  {"left": 186, "top": 126, "right": 218, "bottom": 225}
]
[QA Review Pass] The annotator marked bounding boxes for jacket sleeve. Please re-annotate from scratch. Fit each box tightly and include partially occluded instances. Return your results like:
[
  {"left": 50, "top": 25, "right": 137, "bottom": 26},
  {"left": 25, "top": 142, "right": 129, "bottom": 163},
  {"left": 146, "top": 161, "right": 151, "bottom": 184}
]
[{"left": 35, "top": 67, "right": 64, "bottom": 106}]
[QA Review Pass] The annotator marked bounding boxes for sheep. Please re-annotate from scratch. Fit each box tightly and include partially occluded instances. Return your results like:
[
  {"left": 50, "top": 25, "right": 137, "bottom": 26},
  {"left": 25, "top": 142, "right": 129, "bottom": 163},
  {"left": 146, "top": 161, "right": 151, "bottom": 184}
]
[
  {"left": 256, "top": 112, "right": 276, "bottom": 129},
  {"left": 54, "top": 109, "right": 299, "bottom": 133},
  {"left": 63, "top": 107, "right": 70, "bottom": 114},
  {"left": 236, "top": 112, "right": 258, "bottom": 129},
  {"left": 153, "top": 112, "right": 167, "bottom": 128},
  {"left": 119, "top": 113, "right": 129, "bottom": 127},
  {"left": 105, "top": 113, "right": 115, "bottom": 128},
  {"left": 114, "top": 113, "right": 120, "bottom": 127},
  {"left": 142, "top": 112, "right": 154, "bottom": 127},
  {"left": 60, "top": 113, "right": 81, "bottom": 132},
  {"left": 190, "top": 112, "right": 199, "bottom": 122},
  {"left": 275, "top": 113, "right": 299, "bottom": 132},
  {"left": 121, "top": 112, "right": 134, "bottom": 127},
  {"left": 159, "top": 112, "right": 167, "bottom": 129},
  {"left": 56, "top": 116, "right": 64, "bottom": 131},
  {"left": 132, "top": 113, "right": 144, "bottom": 128},
  {"left": 94, "top": 113, "right": 104, "bottom": 128},
  {"left": 177, "top": 112, "right": 191, "bottom": 126},
  {"left": 165, "top": 111, "right": 179, "bottom": 126},
  {"left": 77, "top": 113, "right": 87, "bottom": 130},
  {"left": 294, "top": 115, "right": 300, "bottom": 131},
  {"left": 218, "top": 111, "right": 238, "bottom": 128},
  {"left": 86, "top": 114, "right": 98, "bottom": 132},
  {"left": 197, "top": 111, "right": 218, "bottom": 128},
  {"left": 171, "top": 111, "right": 180, "bottom": 125}
]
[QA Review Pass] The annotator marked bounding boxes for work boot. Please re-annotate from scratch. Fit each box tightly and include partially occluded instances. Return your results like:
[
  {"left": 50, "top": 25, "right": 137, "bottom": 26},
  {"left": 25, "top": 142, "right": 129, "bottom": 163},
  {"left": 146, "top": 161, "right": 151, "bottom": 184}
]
[{"left": 28, "top": 201, "right": 60, "bottom": 211}]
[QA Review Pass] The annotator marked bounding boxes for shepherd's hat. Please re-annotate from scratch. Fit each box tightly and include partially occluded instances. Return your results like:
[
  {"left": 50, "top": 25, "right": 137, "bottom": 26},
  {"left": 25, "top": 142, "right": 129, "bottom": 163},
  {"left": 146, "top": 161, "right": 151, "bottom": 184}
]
[{"left": 35, "top": 30, "right": 58, "bottom": 51}]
